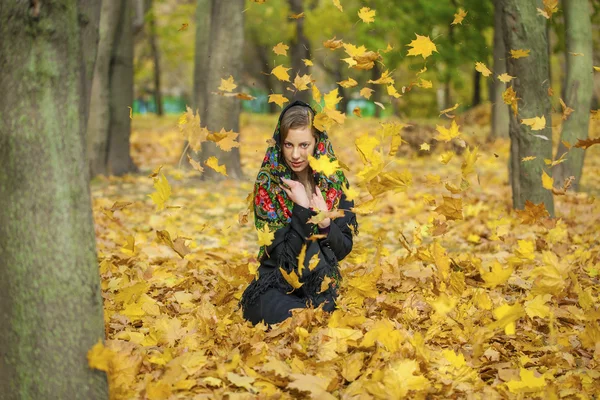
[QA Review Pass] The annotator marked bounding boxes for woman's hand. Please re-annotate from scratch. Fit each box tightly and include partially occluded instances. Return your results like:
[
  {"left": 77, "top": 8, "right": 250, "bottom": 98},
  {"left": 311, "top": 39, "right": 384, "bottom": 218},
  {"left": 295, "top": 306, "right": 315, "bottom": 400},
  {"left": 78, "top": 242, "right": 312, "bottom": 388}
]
[
  {"left": 281, "top": 177, "right": 310, "bottom": 208},
  {"left": 310, "top": 186, "right": 331, "bottom": 229}
]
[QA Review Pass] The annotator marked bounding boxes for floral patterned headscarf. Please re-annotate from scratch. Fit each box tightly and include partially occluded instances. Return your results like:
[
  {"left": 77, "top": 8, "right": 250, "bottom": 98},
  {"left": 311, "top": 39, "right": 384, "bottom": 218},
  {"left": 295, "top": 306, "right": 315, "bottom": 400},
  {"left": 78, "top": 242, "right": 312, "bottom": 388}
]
[{"left": 254, "top": 100, "right": 350, "bottom": 261}]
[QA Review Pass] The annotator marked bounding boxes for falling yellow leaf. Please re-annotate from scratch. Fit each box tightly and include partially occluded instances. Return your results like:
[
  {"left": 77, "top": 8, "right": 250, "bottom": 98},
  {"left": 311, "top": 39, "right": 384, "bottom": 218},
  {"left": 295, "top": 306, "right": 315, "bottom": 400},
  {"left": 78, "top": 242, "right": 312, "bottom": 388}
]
[
  {"left": 218, "top": 75, "right": 237, "bottom": 92},
  {"left": 568, "top": 52, "right": 584, "bottom": 57},
  {"left": 178, "top": 23, "right": 188, "bottom": 31},
  {"left": 481, "top": 261, "right": 513, "bottom": 288},
  {"left": 121, "top": 235, "right": 135, "bottom": 254},
  {"left": 475, "top": 62, "right": 492, "bottom": 77},
  {"left": 293, "top": 74, "right": 312, "bottom": 91},
  {"left": 418, "top": 79, "right": 432, "bottom": 88},
  {"left": 420, "top": 142, "right": 430, "bottom": 151},
  {"left": 312, "top": 84, "right": 322, "bottom": 104},
  {"left": 510, "top": 49, "right": 530, "bottom": 59},
  {"left": 360, "top": 87, "right": 374, "bottom": 99},
  {"left": 502, "top": 86, "right": 519, "bottom": 116},
  {"left": 205, "top": 156, "right": 227, "bottom": 176},
  {"left": 505, "top": 368, "right": 546, "bottom": 393},
  {"left": 87, "top": 339, "right": 114, "bottom": 372},
  {"left": 522, "top": 156, "right": 536, "bottom": 162},
  {"left": 128, "top": 106, "right": 132, "bottom": 119},
  {"left": 271, "top": 65, "right": 291, "bottom": 82},
  {"left": 279, "top": 268, "right": 304, "bottom": 292},
  {"left": 387, "top": 85, "right": 402, "bottom": 98},
  {"left": 272, "top": 42, "right": 289, "bottom": 56},
  {"left": 323, "top": 37, "right": 344, "bottom": 50},
  {"left": 332, "top": 0, "right": 343, "bottom": 12},
  {"left": 440, "top": 151, "right": 454, "bottom": 164},
  {"left": 524, "top": 294, "right": 552, "bottom": 319},
  {"left": 541, "top": 170, "right": 553, "bottom": 190},
  {"left": 452, "top": 8, "right": 467, "bottom": 24},
  {"left": 368, "top": 69, "right": 394, "bottom": 85},
  {"left": 407, "top": 34, "right": 438, "bottom": 59},
  {"left": 521, "top": 116, "right": 546, "bottom": 131},
  {"left": 268, "top": 94, "right": 289, "bottom": 108},
  {"left": 353, "top": 107, "right": 362, "bottom": 117},
  {"left": 303, "top": 59, "right": 313, "bottom": 67},
  {"left": 435, "top": 120, "right": 461, "bottom": 142},
  {"left": 289, "top": 12, "right": 304, "bottom": 19},
  {"left": 337, "top": 78, "right": 358, "bottom": 88},
  {"left": 439, "top": 103, "right": 459, "bottom": 116},
  {"left": 497, "top": 73, "right": 515, "bottom": 83},
  {"left": 358, "top": 7, "right": 376, "bottom": 23},
  {"left": 324, "top": 88, "right": 342, "bottom": 110},
  {"left": 559, "top": 98, "right": 574, "bottom": 120},
  {"left": 148, "top": 173, "right": 171, "bottom": 211},
  {"left": 308, "top": 155, "right": 340, "bottom": 176},
  {"left": 434, "top": 196, "right": 463, "bottom": 220},
  {"left": 593, "top": 66, "right": 600, "bottom": 71}
]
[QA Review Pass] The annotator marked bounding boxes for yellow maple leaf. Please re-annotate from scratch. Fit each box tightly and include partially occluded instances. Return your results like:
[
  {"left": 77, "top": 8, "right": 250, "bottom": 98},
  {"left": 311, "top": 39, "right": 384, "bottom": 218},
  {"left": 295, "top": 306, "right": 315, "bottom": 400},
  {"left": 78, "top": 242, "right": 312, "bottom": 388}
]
[
  {"left": 387, "top": 85, "right": 402, "bottom": 98},
  {"left": 502, "top": 86, "right": 519, "bottom": 115},
  {"left": 279, "top": 268, "right": 304, "bottom": 292},
  {"left": 506, "top": 368, "right": 546, "bottom": 393},
  {"left": 521, "top": 156, "right": 536, "bottom": 162},
  {"left": 435, "top": 120, "right": 461, "bottom": 142},
  {"left": 213, "top": 128, "right": 240, "bottom": 151},
  {"left": 593, "top": 66, "right": 600, "bottom": 71},
  {"left": 440, "top": 151, "right": 454, "bottom": 164},
  {"left": 360, "top": 319, "right": 404, "bottom": 352},
  {"left": 302, "top": 59, "right": 313, "bottom": 66},
  {"left": 434, "top": 196, "right": 463, "bottom": 220},
  {"left": 293, "top": 74, "right": 312, "bottom": 91},
  {"left": 268, "top": 94, "right": 289, "bottom": 108},
  {"left": 256, "top": 224, "right": 274, "bottom": 247},
  {"left": 525, "top": 294, "right": 552, "bottom": 319},
  {"left": 337, "top": 77, "right": 358, "bottom": 88},
  {"left": 205, "top": 156, "right": 227, "bottom": 176},
  {"left": 308, "top": 155, "right": 340, "bottom": 176},
  {"left": 420, "top": 142, "right": 430, "bottom": 151},
  {"left": 461, "top": 146, "right": 478, "bottom": 177},
  {"left": 323, "top": 36, "right": 344, "bottom": 50},
  {"left": 148, "top": 172, "right": 171, "bottom": 211},
  {"left": 497, "top": 73, "right": 515, "bottom": 83},
  {"left": 297, "top": 244, "right": 307, "bottom": 277},
  {"left": 481, "top": 261, "right": 513, "bottom": 288},
  {"left": 492, "top": 303, "right": 524, "bottom": 335},
  {"left": 312, "top": 83, "right": 322, "bottom": 104},
  {"left": 439, "top": 103, "right": 459, "bottom": 116},
  {"left": 272, "top": 42, "right": 289, "bottom": 56},
  {"left": 368, "top": 69, "right": 394, "bottom": 85},
  {"left": 87, "top": 339, "right": 114, "bottom": 372},
  {"left": 510, "top": 49, "right": 530, "bottom": 59},
  {"left": 324, "top": 88, "right": 342, "bottom": 110},
  {"left": 521, "top": 115, "right": 546, "bottom": 130},
  {"left": 475, "top": 62, "right": 492, "bottom": 77},
  {"left": 418, "top": 78, "right": 433, "bottom": 88},
  {"left": 271, "top": 65, "right": 291, "bottom": 82},
  {"left": 121, "top": 235, "right": 135, "bottom": 254},
  {"left": 218, "top": 75, "right": 237, "bottom": 92},
  {"left": 407, "top": 34, "right": 438, "bottom": 59},
  {"left": 452, "top": 8, "right": 467, "bottom": 24},
  {"left": 360, "top": 87, "right": 374, "bottom": 99},
  {"left": 332, "top": 0, "right": 343, "bottom": 12},
  {"left": 344, "top": 43, "right": 367, "bottom": 57},
  {"left": 358, "top": 7, "right": 376, "bottom": 23},
  {"left": 541, "top": 170, "right": 553, "bottom": 190}
]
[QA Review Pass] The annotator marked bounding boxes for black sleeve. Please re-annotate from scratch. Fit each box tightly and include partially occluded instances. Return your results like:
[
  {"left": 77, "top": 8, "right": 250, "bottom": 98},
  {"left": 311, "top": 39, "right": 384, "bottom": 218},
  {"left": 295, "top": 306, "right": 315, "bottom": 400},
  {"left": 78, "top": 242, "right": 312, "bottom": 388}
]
[
  {"left": 263, "top": 203, "right": 318, "bottom": 267},
  {"left": 320, "top": 192, "right": 355, "bottom": 262}
]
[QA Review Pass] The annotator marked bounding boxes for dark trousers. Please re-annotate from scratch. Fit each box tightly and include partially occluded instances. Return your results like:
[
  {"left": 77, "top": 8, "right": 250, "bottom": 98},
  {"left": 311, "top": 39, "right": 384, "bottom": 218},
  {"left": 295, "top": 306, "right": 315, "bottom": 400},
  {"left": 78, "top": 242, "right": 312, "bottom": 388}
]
[{"left": 243, "top": 288, "right": 337, "bottom": 326}]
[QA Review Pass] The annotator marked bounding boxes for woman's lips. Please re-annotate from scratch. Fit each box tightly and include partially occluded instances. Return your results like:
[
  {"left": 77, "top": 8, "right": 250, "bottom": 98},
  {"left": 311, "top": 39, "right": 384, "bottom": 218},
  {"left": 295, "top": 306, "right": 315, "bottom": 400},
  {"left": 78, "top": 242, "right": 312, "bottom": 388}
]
[{"left": 291, "top": 161, "right": 304, "bottom": 167}]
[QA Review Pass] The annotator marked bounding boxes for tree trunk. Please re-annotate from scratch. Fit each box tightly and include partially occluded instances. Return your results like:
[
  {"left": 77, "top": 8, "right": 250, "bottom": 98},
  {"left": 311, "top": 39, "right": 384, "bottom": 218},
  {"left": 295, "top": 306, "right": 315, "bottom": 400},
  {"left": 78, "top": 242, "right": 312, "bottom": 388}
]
[
  {"left": 553, "top": 0, "right": 593, "bottom": 190},
  {"left": 200, "top": 0, "right": 245, "bottom": 180},
  {"left": 288, "top": 0, "right": 311, "bottom": 104},
  {"left": 472, "top": 68, "right": 481, "bottom": 107},
  {"left": 254, "top": 39, "right": 280, "bottom": 113},
  {"left": 490, "top": 0, "right": 510, "bottom": 140},
  {"left": 78, "top": 0, "right": 102, "bottom": 127},
  {"left": 148, "top": 0, "right": 163, "bottom": 116},
  {"left": 501, "top": 0, "right": 555, "bottom": 215},
  {"left": 0, "top": 2, "right": 108, "bottom": 398},
  {"left": 371, "top": 63, "right": 382, "bottom": 118},
  {"left": 87, "top": 0, "right": 123, "bottom": 177},
  {"left": 108, "top": 1, "right": 139, "bottom": 176}
]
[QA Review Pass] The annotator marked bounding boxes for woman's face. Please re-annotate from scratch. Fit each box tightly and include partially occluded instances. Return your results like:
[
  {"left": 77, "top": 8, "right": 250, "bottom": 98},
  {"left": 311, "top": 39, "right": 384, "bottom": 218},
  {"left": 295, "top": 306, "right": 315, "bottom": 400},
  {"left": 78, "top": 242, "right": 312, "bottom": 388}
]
[{"left": 282, "top": 126, "right": 316, "bottom": 174}]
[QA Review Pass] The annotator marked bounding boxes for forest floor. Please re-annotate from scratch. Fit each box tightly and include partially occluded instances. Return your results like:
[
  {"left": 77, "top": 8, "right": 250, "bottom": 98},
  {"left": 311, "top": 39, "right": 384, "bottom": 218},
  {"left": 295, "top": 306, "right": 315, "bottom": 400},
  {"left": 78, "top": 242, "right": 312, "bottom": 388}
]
[{"left": 89, "top": 111, "right": 600, "bottom": 399}]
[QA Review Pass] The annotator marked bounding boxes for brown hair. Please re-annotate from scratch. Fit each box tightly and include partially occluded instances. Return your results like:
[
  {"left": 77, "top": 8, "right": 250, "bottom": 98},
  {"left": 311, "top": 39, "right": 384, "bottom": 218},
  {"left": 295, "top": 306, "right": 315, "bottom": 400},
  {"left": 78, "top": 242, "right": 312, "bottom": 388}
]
[{"left": 279, "top": 105, "right": 318, "bottom": 144}]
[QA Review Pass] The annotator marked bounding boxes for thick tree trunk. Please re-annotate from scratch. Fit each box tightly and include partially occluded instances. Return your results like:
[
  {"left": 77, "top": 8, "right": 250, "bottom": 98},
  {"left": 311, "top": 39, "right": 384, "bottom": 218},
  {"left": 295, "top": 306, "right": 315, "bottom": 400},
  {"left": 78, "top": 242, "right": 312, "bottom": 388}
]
[
  {"left": 255, "top": 39, "right": 280, "bottom": 113},
  {"left": 108, "top": 1, "right": 139, "bottom": 176},
  {"left": 200, "top": 0, "right": 245, "bottom": 180},
  {"left": 87, "top": 0, "right": 123, "bottom": 177},
  {"left": 501, "top": 0, "right": 555, "bottom": 215},
  {"left": 553, "top": 0, "right": 593, "bottom": 190},
  {"left": 0, "top": 2, "right": 108, "bottom": 398},
  {"left": 148, "top": 0, "right": 163, "bottom": 116},
  {"left": 288, "top": 0, "right": 311, "bottom": 104},
  {"left": 78, "top": 0, "right": 102, "bottom": 127},
  {"left": 490, "top": 0, "right": 509, "bottom": 140}
]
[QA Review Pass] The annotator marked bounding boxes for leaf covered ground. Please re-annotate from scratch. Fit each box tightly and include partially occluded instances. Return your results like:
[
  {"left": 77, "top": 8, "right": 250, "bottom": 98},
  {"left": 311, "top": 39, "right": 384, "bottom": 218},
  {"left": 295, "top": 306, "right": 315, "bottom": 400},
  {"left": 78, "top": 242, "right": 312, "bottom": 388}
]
[{"left": 89, "top": 112, "right": 600, "bottom": 399}]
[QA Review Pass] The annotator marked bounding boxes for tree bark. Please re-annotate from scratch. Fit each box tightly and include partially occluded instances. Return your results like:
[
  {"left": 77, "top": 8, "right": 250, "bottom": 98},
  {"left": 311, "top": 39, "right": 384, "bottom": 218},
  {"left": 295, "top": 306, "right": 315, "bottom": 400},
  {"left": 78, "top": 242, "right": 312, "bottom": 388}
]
[
  {"left": 490, "top": 0, "right": 509, "bottom": 140},
  {"left": 87, "top": 0, "right": 123, "bottom": 177},
  {"left": 371, "top": 63, "right": 382, "bottom": 118},
  {"left": 78, "top": 0, "right": 102, "bottom": 127},
  {"left": 108, "top": 1, "right": 139, "bottom": 175},
  {"left": 500, "top": 0, "right": 555, "bottom": 215},
  {"left": 553, "top": 0, "right": 593, "bottom": 190},
  {"left": 200, "top": 0, "right": 245, "bottom": 180},
  {"left": 0, "top": 2, "right": 108, "bottom": 398},
  {"left": 288, "top": 0, "right": 311, "bottom": 104},
  {"left": 147, "top": 0, "right": 163, "bottom": 116},
  {"left": 472, "top": 68, "right": 481, "bottom": 107}
]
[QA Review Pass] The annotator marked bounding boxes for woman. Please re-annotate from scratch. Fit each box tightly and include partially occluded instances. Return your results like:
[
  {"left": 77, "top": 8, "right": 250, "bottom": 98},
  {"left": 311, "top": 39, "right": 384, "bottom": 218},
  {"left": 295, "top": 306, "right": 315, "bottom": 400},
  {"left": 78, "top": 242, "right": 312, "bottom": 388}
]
[{"left": 239, "top": 100, "right": 359, "bottom": 326}]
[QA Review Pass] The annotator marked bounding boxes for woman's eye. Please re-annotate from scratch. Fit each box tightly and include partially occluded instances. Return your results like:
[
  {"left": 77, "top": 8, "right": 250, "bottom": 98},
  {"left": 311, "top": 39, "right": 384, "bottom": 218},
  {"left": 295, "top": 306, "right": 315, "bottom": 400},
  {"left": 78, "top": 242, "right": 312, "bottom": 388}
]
[{"left": 302, "top": 143, "right": 309, "bottom": 148}]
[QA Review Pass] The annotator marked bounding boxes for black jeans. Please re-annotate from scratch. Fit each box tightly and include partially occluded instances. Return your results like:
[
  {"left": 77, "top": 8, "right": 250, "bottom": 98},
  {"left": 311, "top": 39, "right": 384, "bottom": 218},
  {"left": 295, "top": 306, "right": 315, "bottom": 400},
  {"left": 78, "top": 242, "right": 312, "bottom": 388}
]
[{"left": 243, "top": 288, "right": 337, "bottom": 326}]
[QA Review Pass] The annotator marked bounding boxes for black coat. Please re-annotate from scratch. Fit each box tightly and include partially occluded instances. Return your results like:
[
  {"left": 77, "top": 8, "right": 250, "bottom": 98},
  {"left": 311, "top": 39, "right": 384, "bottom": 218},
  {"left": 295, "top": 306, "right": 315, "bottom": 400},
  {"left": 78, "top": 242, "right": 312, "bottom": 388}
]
[{"left": 239, "top": 192, "right": 358, "bottom": 315}]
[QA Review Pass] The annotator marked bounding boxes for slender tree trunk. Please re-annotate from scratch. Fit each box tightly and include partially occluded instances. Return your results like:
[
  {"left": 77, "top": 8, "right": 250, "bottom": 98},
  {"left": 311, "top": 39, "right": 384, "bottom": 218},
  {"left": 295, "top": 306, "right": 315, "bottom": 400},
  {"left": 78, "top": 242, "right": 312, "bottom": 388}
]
[
  {"left": 254, "top": 39, "right": 279, "bottom": 113},
  {"left": 87, "top": 0, "right": 123, "bottom": 177},
  {"left": 501, "top": 0, "right": 555, "bottom": 215},
  {"left": 78, "top": 0, "right": 102, "bottom": 127},
  {"left": 444, "top": 24, "right": 455, "bottom": 109},
  {"left": 0, "top": 2, "right": 108, "bottom": 398},
  {"left": 148, "top": 0, "right": 163, "bottom": 116},
  {"left": 108, "top": 1, "right": 139, "bottom": 176},
  {"left": 200, "top": 0, "right": 245, "bottom": 180},
  {"left": 288, "top": 0, "right": 311, "bottom": 104},
  {"left": 371, "top": 63, "right": 382, "bottom": 118},
  {"left": 490, "top": 0, "right": 509, "bottom": 140},
  {"left": 553, "top": 0, "right": 593, "bottom": 190}
]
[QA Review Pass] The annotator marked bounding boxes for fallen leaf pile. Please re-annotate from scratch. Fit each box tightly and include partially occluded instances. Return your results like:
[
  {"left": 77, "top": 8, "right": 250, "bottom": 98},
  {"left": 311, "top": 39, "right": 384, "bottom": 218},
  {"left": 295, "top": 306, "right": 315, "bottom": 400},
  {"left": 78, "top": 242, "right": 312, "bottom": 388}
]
[{"left": 88, "top": 111, "right": 600, "bottom": 399}]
